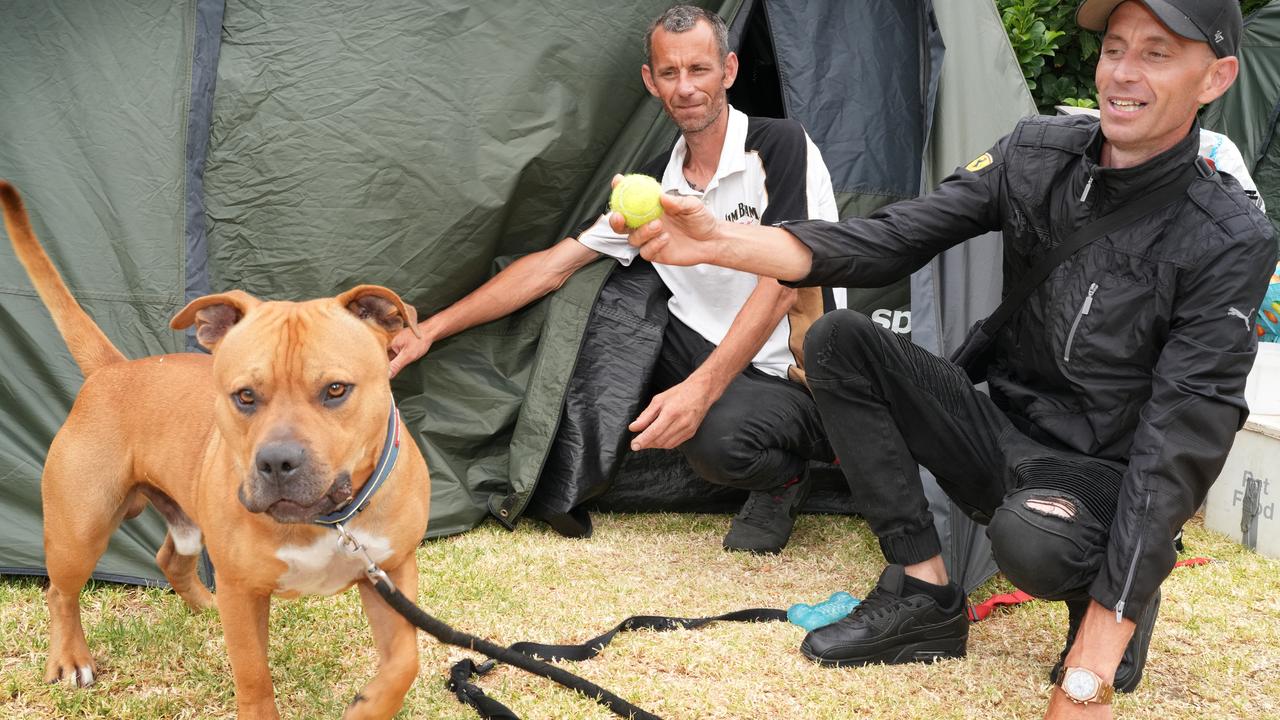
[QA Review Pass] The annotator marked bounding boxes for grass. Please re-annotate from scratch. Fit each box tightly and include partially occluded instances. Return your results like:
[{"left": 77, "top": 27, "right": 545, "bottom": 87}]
[{"left": 1, "top": 513, "right": 1278, "bottom": 719}]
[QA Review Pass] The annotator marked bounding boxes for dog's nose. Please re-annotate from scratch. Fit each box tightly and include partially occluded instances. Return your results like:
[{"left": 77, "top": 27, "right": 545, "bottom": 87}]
[{"left": 255, "top": 441, "right": 307, "bottom": 484}]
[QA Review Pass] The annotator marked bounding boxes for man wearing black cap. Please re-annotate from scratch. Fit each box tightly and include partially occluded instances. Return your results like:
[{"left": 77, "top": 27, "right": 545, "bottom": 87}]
[{"left": 611, "top": 1, "right": 1276, "bottom": 717}]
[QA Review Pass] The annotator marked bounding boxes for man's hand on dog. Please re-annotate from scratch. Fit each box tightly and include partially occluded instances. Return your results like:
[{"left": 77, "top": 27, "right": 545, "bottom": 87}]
[
  {"left": 387, "top": 324, "right": 433, "bottom": 378},
  {"left": 628, "top": 376, "right": 714, "bottom": 451}
]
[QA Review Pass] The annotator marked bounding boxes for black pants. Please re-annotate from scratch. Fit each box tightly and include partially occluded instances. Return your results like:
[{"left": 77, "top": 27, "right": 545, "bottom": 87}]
[
  {"left": 804, "top": 310, "right": 1123, "bottom": 601},
  {"left": 654, "top": 317, "right": 834, "bottom": 493}
]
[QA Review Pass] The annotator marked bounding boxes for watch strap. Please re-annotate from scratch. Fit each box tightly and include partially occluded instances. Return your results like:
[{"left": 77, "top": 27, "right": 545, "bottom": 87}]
[{"left": 1058, "top": 666, "right": 1115, "bottom": 705}]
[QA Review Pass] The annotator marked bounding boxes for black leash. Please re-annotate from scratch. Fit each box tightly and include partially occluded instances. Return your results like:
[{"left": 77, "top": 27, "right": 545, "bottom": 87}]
[
  {"left": 340, "top": 523, "right": 786, "bottom": 720},
  {"left": 369, "top": 573, "right": 662, "bottom": 719},
  {"left": 445, "top": 608, "right": 788, "bottom": 719}
]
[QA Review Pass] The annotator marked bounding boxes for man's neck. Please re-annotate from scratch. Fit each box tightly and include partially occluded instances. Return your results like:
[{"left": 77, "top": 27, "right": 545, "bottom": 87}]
[
  {"left": 1099, "top": 121, "right": 1195, "bottom": 169},
  {"left": 682, "top": 108, "right": 730, "bottom": 189}
]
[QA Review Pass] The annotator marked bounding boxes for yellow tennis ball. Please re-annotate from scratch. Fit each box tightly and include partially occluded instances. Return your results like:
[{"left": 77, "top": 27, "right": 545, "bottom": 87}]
[{"left": 610, "top": 174, "right": 664, "bottom": 229}]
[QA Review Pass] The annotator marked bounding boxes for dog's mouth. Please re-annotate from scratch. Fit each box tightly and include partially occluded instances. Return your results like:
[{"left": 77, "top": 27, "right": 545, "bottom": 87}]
[{"left": 242, "top": 473, "right": 354, "bottom": 524}]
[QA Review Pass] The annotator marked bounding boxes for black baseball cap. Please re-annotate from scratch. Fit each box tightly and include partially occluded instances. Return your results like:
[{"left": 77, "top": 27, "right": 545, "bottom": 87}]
[{"left": 1076, "top": 0, "right": 1242, "bottom": 58}]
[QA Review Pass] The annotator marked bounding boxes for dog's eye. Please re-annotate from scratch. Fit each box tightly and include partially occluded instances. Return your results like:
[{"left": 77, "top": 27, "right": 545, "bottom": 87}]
[
  {"left": 232, "top": 388, "right": 256, "bottom": 410},
  {"left": 322, "top": 383, "right": 352, "bottom": 407}
]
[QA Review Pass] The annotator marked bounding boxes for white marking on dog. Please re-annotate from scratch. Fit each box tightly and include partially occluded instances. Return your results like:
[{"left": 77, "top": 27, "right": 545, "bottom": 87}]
[
  {"left": 77, "top": 665, "right": 95, "bottom": 686},
  {"left": 170, "top": 524, "right": 203, "bottom": 556},
  {"left": 275, "top": 529, "right": 393, "bottom": 596}
]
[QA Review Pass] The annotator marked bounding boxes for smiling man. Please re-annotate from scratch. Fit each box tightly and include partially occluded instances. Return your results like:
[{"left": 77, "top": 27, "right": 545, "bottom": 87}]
[
  {"left": 612, "top": 1, "right": 1276, "bottom": 717},
  {"left": 389, "top": 5, "right": 838, "bottom": 554}
]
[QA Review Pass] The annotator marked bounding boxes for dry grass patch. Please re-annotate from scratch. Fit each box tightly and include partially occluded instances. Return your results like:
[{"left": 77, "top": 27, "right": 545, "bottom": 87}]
[{"left": 2, "top": 513, "right": 1277, "bottom": 719}]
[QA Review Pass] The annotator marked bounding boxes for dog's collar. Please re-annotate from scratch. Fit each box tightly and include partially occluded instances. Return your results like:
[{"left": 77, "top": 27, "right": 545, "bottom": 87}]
[{"left": 313, "top": 401, "right": 401, "bottom": 527}]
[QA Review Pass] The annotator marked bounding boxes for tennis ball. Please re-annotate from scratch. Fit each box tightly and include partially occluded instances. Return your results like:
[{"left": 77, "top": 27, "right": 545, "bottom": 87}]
[{"left": 610, "top": 174, "right": 664, "bottom": 229}]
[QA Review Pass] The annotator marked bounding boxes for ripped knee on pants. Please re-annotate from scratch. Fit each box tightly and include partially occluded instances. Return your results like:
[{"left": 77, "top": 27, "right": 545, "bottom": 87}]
[{"left": 987, "top": 489, "right": 1105, "bottom": 600}]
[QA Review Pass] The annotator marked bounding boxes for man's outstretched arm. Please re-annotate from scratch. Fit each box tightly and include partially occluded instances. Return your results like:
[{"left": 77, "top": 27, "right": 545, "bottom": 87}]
[
  {"left": 610, "top": 139, "right": 1007, "bottom": 289},
  {"left": 630, "top": 277, "right": 796, "bottom": 450},
  {"left": 609, "top": 191, "right": 816, "bottom": 281},
  {"left": 388, "top": 237, "right": 600, "bottom": 377}
]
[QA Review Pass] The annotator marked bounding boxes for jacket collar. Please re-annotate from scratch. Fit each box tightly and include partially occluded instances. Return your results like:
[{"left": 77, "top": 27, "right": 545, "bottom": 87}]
[{"left": 1082, "top": 119, "right": 1201, "bottom": 213}]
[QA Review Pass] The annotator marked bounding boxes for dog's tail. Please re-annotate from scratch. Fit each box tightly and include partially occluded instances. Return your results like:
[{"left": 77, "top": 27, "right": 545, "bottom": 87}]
[{"left": 1, "top": 180, "right": 127, "bottom": 375}]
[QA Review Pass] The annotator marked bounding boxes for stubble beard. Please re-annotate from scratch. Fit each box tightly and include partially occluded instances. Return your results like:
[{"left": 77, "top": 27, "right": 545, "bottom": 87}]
[{"left": 673, "top": 93, "right": 727, "bottom": 137}]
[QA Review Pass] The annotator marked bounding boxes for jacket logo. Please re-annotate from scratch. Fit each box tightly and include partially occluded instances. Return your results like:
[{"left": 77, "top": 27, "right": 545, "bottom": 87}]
[
  {"left": 1227, "top": 307, "right": 1255, "bottom": 330},
  {"left": 965, "top": 152, "right": 993, "bottom": 173}
]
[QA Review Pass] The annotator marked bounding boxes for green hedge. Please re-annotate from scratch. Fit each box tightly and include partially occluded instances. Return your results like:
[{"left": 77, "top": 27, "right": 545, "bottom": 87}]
[{"left": 1000, "top": 0, "right": 1271, "bottom": 113}]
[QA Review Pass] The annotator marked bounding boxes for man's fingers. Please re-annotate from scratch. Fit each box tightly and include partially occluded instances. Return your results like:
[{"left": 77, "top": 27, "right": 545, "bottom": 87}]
[
  {"left": 610, "top": 173, "right": 624, "bottom": 188},
  {"left": 638, "top": 233, "right": 671, "bottom": 262},
  {"left": 625, "top": 218, "right": 662, "bottom": 248},
  {"left": 659, "top": 192, "right": 693, "bottom": 214},
  {"left": 629, "top": 401, "right": 668, "bottom": 450},
  {"left": 609, "top": 211, "right": 628, "bottom": 234},
  {"left": 628, "top": 400, "right": 661, "bottom": 433},
  {"left": 636, "top": 420, "right": 689, "bottom": 451}
]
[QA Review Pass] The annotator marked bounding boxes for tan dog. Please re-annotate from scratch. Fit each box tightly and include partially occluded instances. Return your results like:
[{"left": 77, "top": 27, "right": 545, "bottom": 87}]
[{"left": 0, "top": 180, "right": 431, "bottom": 720}]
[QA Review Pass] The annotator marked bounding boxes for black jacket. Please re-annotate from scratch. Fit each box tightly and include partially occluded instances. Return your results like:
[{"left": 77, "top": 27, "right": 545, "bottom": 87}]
[{"left": 783, "top": 114, "right": 1277, "bottom": 620}]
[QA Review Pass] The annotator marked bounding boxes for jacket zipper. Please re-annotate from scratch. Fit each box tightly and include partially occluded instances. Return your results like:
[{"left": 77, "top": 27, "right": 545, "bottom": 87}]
[
  {"left": 1063, "top": 282, "right": 1098, "bottom": 362},
  {"left": 1115, "top": 492, "right": 1152, "bottom": 623},
  {"left": 1080, "top": 172, "right": 1094, "bottom": 202}
]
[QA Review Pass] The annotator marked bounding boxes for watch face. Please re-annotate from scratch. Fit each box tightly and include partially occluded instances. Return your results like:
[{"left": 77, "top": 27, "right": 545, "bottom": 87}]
[{"left": 1063, "top": 668, "right": 1100, "bottom": 701}]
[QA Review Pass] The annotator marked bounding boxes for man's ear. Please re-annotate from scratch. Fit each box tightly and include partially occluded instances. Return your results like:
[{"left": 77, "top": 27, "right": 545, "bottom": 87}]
[
  {"left": 1198, "top": 56, "right": 1240, "bottom": 105},
  {"left": 722, "top": 51, "right": 739, "bottom": 89},
  {"left": 170, "top": 290, "right": 261, "bottom": 352},
  {"left": 336, "top": 285, "right": 419, "bottom": 344},
  {"left": 641, "top": 64, "right": 659, "bottom": 97}
]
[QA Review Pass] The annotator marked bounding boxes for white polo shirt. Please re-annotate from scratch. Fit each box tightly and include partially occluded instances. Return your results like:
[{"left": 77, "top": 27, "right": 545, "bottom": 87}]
[{"left": 577, "top": 106, "right": 838, "bottom": 378}]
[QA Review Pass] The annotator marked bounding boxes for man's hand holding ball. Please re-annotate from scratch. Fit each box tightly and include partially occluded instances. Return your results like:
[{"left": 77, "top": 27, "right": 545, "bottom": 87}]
[{"left": 607, "top": 174, "right": 722, "bottom": 268}]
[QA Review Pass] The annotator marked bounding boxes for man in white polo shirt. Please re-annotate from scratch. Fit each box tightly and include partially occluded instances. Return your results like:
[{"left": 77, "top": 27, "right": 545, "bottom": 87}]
[{"left": 388, "top": 4, "right": 838, "bottom": 553}]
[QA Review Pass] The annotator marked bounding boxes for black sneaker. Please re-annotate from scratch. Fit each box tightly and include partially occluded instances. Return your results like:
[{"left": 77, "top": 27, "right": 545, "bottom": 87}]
[
  {"left": 1047, "top": 589, "right": 1160, "bottom": 693},
  {"left": 800, "top": 565, "right": 968, "bottom": 667},
  {"left": 722, "top": 475, "right": 810, "bottom": 554}
]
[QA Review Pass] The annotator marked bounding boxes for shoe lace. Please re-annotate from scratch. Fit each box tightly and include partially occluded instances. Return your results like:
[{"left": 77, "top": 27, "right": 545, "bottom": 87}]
[
  {"left": 849, "top": 584, "right": 898, "bottom": 623},
  {"left": 737, "top": 492, "right": 780, "bottom": 528}
]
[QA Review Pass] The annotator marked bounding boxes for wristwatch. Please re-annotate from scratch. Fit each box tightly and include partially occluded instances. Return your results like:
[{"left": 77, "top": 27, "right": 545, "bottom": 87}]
[{"left": 1057, "top": 666, "right": 1115, "bottom": 705}]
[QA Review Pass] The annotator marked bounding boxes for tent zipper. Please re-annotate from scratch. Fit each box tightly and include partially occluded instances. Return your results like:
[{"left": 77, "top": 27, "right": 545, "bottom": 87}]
[
  {"left": 1115, "top": 492, "right": 1151, "bottom": 622},
  {"left": 1063, "top": 282, "right": 1098, "bottom": 362}
]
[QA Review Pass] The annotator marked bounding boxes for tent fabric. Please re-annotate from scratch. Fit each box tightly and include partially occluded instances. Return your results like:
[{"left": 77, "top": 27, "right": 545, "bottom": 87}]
[
  {"left": 0, "top": 0, "right": 1032, "bottom": 595},
  {"left": 1202, "top": 1, "right": 1280, "bottom": 235},
  {"left": 909, "top": 0, "right": 1039, "bottom": 591},
  {"left": 203, "top": 0, "right": 736, "bottom": 539},
  {"left": 183, "top": 0, "right": 226, "bottom": 345},
  {"left": 0, "top": 0, "right": 209, "bottom": 584}
]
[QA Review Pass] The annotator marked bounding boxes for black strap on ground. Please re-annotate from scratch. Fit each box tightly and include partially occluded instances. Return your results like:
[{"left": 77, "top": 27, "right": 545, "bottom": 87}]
[
  {"left": 369, "top": 575, "right": 661, "bottom": 719},
  {"left": 448, "top": 607, "right": 788, "bottom": 718},
  {"left": 370, "top": 572, "right": 787, "bottom": 720},
  {"left": 508, "top": 607, "right": 788, "bottom": 661}
]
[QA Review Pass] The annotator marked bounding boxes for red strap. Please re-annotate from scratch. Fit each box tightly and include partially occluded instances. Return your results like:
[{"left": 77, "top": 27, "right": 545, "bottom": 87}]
[
  {"left": 967, "top": 557, "right": 1212, "bottom": 622},
  {"left": 967, "top": 590, "right": 1034, "bottom": 622}
]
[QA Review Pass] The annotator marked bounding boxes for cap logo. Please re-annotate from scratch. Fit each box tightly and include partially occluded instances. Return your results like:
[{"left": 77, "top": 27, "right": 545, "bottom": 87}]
[{"left": 1215, "top": 30, "right": 1224, "bottom": 44}]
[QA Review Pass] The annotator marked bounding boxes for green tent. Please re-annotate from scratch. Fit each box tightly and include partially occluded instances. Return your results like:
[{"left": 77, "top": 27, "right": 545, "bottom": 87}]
[
  {"left": 0, "top": 0, "right": 1032, "bottom": 589},
  {"left": 1203, "top": 0, "right": 1280, "bottom": 234}
]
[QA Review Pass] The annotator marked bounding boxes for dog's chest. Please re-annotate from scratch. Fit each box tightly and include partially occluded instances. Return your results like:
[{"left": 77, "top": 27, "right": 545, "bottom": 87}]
[{"left": 274, "top": 529, "right": 394, "bottom": 596}]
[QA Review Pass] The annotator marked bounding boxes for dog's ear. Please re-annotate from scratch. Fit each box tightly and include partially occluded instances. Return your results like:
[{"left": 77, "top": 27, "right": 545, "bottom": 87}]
[
  {"left": 171, "top": 290, "right": 261, "bottom": 352},
  {"left": 336, "top": 285, "right": 420, "bottom": 343}
]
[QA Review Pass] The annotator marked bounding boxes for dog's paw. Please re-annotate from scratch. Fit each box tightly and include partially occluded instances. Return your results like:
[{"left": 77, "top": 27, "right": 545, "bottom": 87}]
[{"left": 44, "top": 660, "right": 96, "bottom": 688}]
